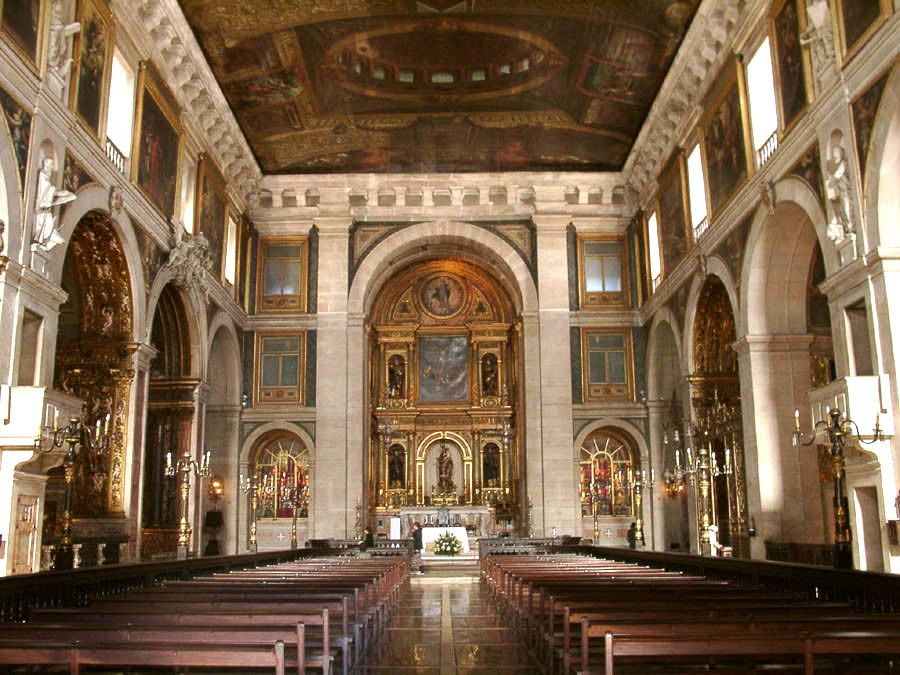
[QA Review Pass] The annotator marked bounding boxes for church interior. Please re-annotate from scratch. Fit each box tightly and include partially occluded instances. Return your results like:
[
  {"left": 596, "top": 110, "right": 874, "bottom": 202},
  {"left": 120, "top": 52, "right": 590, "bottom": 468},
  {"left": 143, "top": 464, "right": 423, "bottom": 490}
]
[{"left": 1, "top": 0, "right": 900, "bottom": 667}]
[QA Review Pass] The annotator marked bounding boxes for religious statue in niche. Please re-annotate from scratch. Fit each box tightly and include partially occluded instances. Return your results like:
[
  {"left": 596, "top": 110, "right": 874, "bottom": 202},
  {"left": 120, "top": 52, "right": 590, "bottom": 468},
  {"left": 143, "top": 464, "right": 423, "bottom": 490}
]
[
  {"left": 481, "top": 353, "right": 499, "bottom": 397},
  {"left": 826, "top": 144, "right": 854, "bottom": 242},
  {"left": 388, "top": 444, "right": 405, "bottom": 488},
  {"left": 437, "top": 443, "right": 455, "bottom": 494},
  {"left": 47, "top": 0, "right": 80, "bottom": 87},
  {"left": 387, "top": 354, "right": 405, "bottom": 398},
  {"left": 33, "top": 157, "right": 76, "bottom": 251},
  {"left": 482, "top": 442, "right": 500, "bottom": 487}
]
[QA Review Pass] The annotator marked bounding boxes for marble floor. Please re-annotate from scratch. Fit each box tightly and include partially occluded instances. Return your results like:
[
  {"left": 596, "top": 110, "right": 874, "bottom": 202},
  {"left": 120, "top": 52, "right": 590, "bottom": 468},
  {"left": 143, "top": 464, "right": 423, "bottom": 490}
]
[{"left": 357, "top": 569, "right": 540, "bottom": 674}]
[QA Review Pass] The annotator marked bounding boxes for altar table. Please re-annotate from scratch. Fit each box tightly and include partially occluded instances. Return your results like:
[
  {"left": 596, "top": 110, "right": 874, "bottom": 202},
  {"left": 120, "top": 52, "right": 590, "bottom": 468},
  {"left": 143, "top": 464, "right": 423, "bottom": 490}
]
[{"left": 421, "top": 526, "right": 471, "bottom": 553}]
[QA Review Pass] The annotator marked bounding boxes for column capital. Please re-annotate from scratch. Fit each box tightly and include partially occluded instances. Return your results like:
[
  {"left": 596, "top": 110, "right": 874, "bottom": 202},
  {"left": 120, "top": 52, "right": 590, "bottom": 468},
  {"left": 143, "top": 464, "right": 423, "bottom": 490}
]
[{"left": 532, "top": 214, "right": 571, "bottom": 232}]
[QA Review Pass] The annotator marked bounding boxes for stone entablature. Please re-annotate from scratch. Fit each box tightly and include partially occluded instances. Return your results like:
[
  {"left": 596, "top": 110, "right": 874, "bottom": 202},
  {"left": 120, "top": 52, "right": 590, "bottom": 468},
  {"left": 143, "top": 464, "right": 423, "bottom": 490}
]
[{"left": 251, "top": 173, "right": 632, "bottom": 223}]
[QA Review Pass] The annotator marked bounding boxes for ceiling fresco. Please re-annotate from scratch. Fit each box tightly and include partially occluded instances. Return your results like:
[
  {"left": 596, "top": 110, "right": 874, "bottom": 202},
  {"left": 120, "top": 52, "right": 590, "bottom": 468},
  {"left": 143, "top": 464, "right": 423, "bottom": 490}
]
[{"left": 177, "top": 0, "right": 700, "bottom": 174}]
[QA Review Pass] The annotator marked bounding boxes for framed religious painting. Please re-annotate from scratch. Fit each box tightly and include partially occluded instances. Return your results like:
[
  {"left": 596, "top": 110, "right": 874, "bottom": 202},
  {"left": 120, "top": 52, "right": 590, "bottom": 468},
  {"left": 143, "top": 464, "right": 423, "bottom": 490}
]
[
  {"left": 68, "top": 0, "right": 114, "bottom": 138},
  {"left": 194, "top": 154, "right": 228, "bottom": 281},
  {"left": 0, "top": 0, "right": 48, "bottom": 72},
  {"left": 699, "top": 59, "right": 753, "bottom": 220},
  {"left": 833, "top": 0, "right": 892, "bottom": 65},
  {"left": 769, "top": 0, "right": 812, "bottom": 134},
  {"left": 417, "top": 335, "right": 469, "bottom": 404},
  {"left": 655, "top": 152, "right": 690, "bottom": 275},
  {"left": 131, "top": 61, "right": 182, "bottom": 218}
]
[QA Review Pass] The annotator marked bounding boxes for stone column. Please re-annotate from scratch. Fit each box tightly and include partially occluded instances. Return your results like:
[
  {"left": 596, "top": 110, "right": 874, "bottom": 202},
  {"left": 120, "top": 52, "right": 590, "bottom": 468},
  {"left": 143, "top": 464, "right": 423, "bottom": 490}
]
[
  {"left": 533, "top": 214, "right": 578, "bottom": 536},
  {"left": 314, "top": 217, "right": 352, "bottom": 538},
  {"left": 733, "top": 335, "right": 822, "bottom": 560},
  {"left": 647, "top": 399, "right": 668, "bottom": 550}
]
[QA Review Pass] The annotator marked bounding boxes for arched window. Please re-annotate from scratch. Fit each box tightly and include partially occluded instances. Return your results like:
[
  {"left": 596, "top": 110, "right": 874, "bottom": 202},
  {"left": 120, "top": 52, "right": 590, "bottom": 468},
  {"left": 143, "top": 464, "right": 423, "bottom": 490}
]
[
  {"left": 579, "top": 429, "right": 635, "bottom": 517},
  {"left": 253, "top": 435, "right": 309, "bottom": 519}
]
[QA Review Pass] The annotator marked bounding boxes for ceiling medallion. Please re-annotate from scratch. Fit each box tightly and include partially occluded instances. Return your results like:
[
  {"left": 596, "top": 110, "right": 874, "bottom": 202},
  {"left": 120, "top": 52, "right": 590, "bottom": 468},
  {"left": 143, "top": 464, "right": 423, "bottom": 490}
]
[{"left": 321, "top": 18, "right": 564, "bottom": 103}]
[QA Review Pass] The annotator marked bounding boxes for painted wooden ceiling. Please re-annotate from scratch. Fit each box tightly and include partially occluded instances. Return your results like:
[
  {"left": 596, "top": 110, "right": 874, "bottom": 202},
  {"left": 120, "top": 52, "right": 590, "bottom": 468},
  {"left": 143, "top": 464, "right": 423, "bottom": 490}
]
[{"left": 177, "top": 0, "right": 700, "bottom": 174}]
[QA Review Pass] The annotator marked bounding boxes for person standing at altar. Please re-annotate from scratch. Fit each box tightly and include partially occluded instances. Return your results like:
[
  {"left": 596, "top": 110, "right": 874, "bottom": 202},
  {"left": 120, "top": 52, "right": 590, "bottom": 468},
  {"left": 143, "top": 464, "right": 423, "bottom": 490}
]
[{"left": 411, "top": 522, "right": 424, "bottom": 574}]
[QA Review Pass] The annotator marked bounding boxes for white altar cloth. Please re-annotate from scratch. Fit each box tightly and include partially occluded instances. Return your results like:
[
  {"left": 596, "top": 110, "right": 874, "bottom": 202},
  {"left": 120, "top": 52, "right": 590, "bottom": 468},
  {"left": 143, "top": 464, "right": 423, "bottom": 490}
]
[{"left": 421, "top": 526, "right": 470, "bottom": 553}]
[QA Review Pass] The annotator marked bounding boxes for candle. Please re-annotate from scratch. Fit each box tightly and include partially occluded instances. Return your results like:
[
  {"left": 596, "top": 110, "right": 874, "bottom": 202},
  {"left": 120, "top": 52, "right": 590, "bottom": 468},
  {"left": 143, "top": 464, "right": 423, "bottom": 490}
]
[
  {"left": 105, "top": 412, "right": 111, "bottom": 434},
  {"left": 794, "top": 409, "right": 800, "bottom": 432},
  {"left": 166, "top": 452, "right": 173, "bottom": 471},
  {"left": 53, "top": 409, "right": 59, "bottom": 432},
  {"left": 686, "top": 447, "right": 693, "bottom": 467},
  {"left": 650, "top": 468, "right": 655, "bottom": 483},
  {"left": 675, "top": 449, "right": 681, "bottom": 470}
]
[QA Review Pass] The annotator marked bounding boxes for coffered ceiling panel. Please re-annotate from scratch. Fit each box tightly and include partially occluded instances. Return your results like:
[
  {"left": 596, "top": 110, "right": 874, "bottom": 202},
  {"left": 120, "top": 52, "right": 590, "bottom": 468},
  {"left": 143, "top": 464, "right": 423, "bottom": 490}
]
[{"left": 177, "top": 0, "right": 700, "bottom": 174}]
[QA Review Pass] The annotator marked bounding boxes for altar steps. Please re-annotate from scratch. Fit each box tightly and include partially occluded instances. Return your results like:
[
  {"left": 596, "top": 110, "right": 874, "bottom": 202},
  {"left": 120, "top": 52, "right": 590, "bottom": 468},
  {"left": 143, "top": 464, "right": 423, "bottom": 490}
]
[{"left": 421, "top": 553, "right": 480, "bottom": 575}]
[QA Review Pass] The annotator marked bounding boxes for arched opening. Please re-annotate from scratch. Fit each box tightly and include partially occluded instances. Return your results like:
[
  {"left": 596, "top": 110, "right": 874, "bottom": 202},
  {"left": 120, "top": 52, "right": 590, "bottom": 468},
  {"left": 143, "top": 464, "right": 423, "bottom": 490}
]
[
  {"left": 140, "top": 284, "right": 195, "bottom": 560},
  {"left": 647, "top": 318, "right": 691, "bottom": 552},
  {"left": 367, "top": 256, "right": 522, "bottom": 538},
  {"left": 578, "top": 427, "right": 637, "bottom": 519},
  {"left": 742, "top": 197, "right": 832, "bottom": 559},
  {"left": 44, "top": 210, "right": 134, "bottom": 565},
  {"left": 689, "top": 275, "right": 747, "bottom": 556},
  {"left": 202, "top": 322, "right": 241, "bottom": 554},
  {"left": 249, "top": 431, "right": 310, "bottom": 550}
]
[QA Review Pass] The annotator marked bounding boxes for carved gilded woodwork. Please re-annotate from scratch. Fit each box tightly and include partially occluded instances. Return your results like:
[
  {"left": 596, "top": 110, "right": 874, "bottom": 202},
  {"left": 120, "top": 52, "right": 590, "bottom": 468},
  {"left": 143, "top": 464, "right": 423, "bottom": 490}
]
[
  {"left": 55, "top": 211, "right": 135, "bottom": 516},
  {"left": 690, "top": 275, "right": 748, "bottom": 556},
  {"left": 369, "top": 258, "right": 519, "bottom": 522}
]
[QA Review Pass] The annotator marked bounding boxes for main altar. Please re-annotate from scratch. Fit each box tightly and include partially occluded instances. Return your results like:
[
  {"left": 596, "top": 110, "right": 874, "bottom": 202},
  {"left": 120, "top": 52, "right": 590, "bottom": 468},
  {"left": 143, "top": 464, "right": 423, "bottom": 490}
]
[{"left": 366, "top": 260, "right": 523, "bottom": 537}]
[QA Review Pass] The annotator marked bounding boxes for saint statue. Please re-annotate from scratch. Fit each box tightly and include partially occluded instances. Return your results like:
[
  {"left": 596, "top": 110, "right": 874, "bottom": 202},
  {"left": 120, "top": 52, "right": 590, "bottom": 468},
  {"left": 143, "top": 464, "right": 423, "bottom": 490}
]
[
  {"left": 437, "top": 443, "right": 455, "bottom": 494},
  {"left": 33, "top": 157, "right": 75, "bottom": 251},
  {"left": 826, "top": 144, "right": 853, "bottom": 241}
]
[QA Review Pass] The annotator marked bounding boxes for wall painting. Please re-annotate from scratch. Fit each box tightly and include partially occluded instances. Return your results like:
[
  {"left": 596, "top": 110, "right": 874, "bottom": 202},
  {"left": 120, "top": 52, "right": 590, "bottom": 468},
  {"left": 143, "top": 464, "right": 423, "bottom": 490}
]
[
  {"left": 0, "top": 0, "right": 46, "bottom": 70},
  {"left": 131, "top": 61, "right": 182, "bottom": 219},
  {"left": 700, "top": 60, "right": 752, "bottom": 219},
  {"left": 0, "top": 86, "right": 32, "bottom": 187},
  {"left": 418, "top": 336, "right": 468, "bottom": 404},
  {"left": 851, "top": 71, "right": 889, "bottom": 188},
  {"left": 68, "top": 0, "right": 114, "bottom": 137},
  {"left": 656, "top": 152, "right": 690, "bottom": 275},
  {"left": 194, "top": 153, "right": 228, "bottom": 280},
  {"left": 835, "top": 0, "right": 892, "bottom": 63},
  {"left": 770, "top": 0, "right": 809, "bottom": 132}
]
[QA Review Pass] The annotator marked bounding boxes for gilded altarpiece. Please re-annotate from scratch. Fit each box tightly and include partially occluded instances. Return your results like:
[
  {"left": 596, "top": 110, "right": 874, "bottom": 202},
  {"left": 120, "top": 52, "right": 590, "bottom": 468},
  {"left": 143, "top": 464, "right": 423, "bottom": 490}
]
[
  {"left": 690, "top": 277, "right": 748, "bottom": 557},
  {"left": 54, "top": 211, "right": 134, "bottom": 518},
  {"left": 369, "top": 260, "right": 520, "bottom": 533}
]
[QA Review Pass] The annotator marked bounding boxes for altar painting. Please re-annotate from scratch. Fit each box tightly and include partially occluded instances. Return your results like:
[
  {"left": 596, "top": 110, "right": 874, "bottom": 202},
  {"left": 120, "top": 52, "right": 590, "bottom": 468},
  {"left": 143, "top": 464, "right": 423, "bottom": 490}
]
[{"left": 418, "top": 336, "right": 468, "bottom": 403}]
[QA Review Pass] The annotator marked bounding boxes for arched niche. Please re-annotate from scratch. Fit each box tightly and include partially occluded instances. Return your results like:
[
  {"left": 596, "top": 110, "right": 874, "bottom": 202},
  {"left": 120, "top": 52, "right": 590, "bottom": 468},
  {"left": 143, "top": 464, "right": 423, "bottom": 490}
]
[
  {"left": 140, "top": 283, "right": 195, "bottom": 560},
  {"left": 368, "top": 255, "right": 520, "bottom": 528},
  {"left": 43, "top": 209, "right": 135, "bottom": 559},
  {"left": 246, "top": 430, "right": 312, "bottom": 551},
  {"left": 202, "top": 317, "right": 242, "bottom": 554}
]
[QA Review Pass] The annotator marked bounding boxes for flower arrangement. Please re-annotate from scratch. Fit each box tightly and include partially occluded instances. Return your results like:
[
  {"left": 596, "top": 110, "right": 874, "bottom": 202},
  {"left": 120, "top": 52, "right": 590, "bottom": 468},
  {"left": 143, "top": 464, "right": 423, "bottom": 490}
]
[{"left": 433, "top": 531, "right": 462, "bottom": 556}]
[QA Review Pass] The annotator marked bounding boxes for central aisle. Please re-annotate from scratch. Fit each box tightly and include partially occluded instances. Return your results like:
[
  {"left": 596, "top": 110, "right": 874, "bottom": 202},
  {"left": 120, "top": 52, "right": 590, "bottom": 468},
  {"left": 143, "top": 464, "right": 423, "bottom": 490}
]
[{"left": 358, "top": 566, "right": 539, "bottom": 673}]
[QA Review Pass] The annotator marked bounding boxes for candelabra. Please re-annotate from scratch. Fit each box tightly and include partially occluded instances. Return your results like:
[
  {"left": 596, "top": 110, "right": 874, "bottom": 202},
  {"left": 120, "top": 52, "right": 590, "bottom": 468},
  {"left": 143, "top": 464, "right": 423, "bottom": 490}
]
[
  {"left": 282, "top": 479, "right": 308, "bottom": 550},
  {"left": 166, "top": 448, "right": 211, "bottom": 559},
  {"left": 239, "top": 474, "right": 260, "bottom": 552},
  {"left": 619, "top": 466, "right": 655, "bottom": 545},
  {"left": 35, "top": 413, "right": 111, "bottom": 570},
  {"left": 793, "top": 406, "right": 883, "bottom": 569}
]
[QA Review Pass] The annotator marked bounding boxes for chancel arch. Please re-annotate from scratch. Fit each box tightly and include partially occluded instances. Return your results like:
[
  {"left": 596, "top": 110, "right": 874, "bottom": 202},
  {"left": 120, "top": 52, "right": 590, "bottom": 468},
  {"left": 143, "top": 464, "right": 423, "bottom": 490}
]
[{"left": 367, "top": 255, "right": 522, "bottom": 537}]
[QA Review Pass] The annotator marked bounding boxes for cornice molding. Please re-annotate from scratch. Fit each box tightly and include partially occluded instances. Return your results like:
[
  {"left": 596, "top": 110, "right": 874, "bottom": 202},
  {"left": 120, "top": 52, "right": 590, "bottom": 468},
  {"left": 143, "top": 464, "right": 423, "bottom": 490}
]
[
  {"left": 119, "top": 0, "right": 262, "bottom": 204},
  {"left": 624, "top": 0, "right": 753, "bottom": 194}
]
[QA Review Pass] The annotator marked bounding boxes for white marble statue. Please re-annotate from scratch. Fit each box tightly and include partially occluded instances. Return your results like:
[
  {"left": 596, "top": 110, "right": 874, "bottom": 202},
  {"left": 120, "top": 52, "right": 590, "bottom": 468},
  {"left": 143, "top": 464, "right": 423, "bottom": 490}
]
[
  {"left": 825, "top": 145, "right": 853, "bottom": 242},
  {"left": 47, "top": 0, "right": 80, "bottom": 81},
  {"left": 32, "top": 157, "right": 76, "bottom": 251}
]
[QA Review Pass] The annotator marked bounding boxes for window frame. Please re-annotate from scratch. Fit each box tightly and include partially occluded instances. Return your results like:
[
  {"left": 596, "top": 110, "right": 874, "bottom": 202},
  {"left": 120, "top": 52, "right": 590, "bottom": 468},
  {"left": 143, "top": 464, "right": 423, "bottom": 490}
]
[
  {"left": 577, "top": 235, "right": 629, "bottom": 309},
  {"left": 254, "top": 331, "right": 305, "bottom": 405},
  {"left": 256, "top": 236, "right": 308, "bottom": 313},
  {"left": 581, "top": 327, "right": 634, "bottom": 401}
]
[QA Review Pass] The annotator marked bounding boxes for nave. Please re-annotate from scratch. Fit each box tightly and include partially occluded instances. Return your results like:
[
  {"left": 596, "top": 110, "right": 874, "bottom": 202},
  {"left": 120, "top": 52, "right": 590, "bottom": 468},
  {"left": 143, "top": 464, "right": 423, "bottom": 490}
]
[
  {"left": 2, "top": 548, "right": 900, "bottom": 673},
  {"left": 360, "top": 565, "right": 538, "bottom": 674}
]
